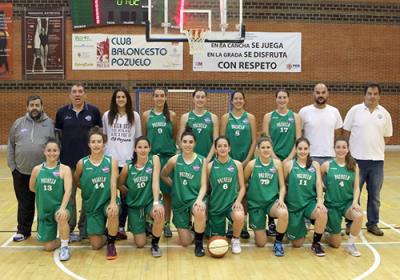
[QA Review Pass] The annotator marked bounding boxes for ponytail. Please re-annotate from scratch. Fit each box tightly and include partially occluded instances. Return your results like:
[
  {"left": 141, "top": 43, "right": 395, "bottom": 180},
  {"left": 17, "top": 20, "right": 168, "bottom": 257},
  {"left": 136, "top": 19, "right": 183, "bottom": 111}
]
[{"left": 163, "top": 101, "right": 171, "bottom": 123}]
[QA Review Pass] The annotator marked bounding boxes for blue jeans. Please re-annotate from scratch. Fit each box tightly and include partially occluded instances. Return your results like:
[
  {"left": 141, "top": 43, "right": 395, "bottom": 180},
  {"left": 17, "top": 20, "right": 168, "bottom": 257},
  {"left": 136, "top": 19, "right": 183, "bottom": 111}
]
[{"left": 356, "top": 160, "right": 384, "bottom": 227}]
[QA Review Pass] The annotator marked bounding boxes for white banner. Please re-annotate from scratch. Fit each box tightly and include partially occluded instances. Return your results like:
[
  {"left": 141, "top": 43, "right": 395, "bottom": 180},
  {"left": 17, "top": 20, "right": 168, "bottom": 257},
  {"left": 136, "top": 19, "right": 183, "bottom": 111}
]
[
  {"left": 72, "top": 34, "right": 183, "bottom": 70},
  {"left": 193, "top": 32, "right": 301, "bottom": 72}
]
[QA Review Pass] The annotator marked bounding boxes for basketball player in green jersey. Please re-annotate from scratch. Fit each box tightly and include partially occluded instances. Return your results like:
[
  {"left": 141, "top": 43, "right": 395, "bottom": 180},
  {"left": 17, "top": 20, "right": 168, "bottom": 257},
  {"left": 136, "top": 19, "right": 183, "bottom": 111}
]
[
  {"left": 220, "top": 91, "right": 256, "bottom": 239},
  {"left": 142, "top": 88, "right": 177, "bottom": 238},
  {"left": 321, "top": 137, "right": 363, "bottom": 257},
  {"left": 161, "top": 127, "right": 208, "bottom": 257},
  {"left": 208, "top": 136, "right": 245, "bottom": 254},
  {"left": 283, "top": 137, "right": 327, "bottom": 256},
  {"left": 29, "top": 140, "right": 72, "bottom": 261},
  {"left": 179, "top": 89, "right": 219, "bottom": 162},
  {"left": 118, "top": 137, "right": 165, "bottom": 257},
  {"left": 75, "top": 127, "right": 119, "bottom": 260},
  {"left": 244, "top": 137, "right": 288, "bottom": 257},
  {"left": 263, "top": 89, "right": 302, "bottom": 237}
]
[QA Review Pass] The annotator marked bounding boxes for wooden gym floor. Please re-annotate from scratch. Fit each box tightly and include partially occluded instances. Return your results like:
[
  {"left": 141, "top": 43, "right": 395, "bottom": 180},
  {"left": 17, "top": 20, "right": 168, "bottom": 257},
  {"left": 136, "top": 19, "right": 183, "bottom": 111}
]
[{"left": 0, "top": 151, "right": 399, "bottom": 280}]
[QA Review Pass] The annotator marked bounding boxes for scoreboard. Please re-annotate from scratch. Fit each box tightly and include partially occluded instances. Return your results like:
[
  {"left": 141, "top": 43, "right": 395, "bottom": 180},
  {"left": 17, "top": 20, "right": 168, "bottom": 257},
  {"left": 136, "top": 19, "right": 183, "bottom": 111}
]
[{"left": 70, "top": 0, "right": 148, "bottom": 29}]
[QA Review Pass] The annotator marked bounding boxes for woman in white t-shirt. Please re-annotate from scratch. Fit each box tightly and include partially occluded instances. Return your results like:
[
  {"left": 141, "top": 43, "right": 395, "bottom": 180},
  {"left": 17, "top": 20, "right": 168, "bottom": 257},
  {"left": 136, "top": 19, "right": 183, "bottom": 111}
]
[{"left": 103, "top": 87, "right": 142, "bottom": 239}]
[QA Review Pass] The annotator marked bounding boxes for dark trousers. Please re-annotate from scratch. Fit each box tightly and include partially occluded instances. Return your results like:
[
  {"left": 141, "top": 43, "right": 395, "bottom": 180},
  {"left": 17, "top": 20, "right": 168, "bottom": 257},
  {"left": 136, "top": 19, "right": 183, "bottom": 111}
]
[{"left": 12, "top": 170, "right": 35, "bottom": 236}]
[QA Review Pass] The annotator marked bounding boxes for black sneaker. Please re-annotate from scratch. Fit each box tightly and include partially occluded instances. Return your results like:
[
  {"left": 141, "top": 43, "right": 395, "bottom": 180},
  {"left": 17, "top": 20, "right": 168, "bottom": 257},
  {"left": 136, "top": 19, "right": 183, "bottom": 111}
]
[
  {"left": 311, "top": 242, "right": 326, "bottom": 257},
  {"left": 194, "top": 242, "right": 205, "bottom": 257},
  {"left": 240, "top": 230, "right": 250, "bottom": 239},
  {"left": 266, "top": 223, "right": 277, "bottom": 237},
  {"left": 226, "top": 230, "right": 233, "bottom": 239},
  {"left": 151, "top": 244, "right": 162, "bottom": 257}
]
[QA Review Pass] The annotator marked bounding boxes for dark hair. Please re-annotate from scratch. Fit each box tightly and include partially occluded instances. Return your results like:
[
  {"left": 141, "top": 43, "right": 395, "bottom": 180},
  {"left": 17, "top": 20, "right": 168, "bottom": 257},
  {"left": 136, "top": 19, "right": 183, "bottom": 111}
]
[
  {"left": 295, "top": 137, "right": 312, "bottom": 169},
  {"left": 71, "top": 83, "right": 85, "bottom": 91},
  {"left": 26, "top": 95, "right": 43, "bottom": 106},
  {"left": 275, "top": 89, "right": 289, "bottom": 98},
  {"left": 257, "top": 136, "right": 272, "bottom": 148},
  {"left": 44, "top": 138, "right": 59, "bottom": 149},
  {"left": 181, "top": 125, "right": 196, "bottom": 142},
  {"left": 192, "top": 89, "right": 207, "bottom": 97},
  {"left": 334, "top": 137, "right": 356, "bottom": 172},
  {"left": 214, "top": 136, "right": 230, "bottom": 148},
  {"left": 154, "top": 88, "right": 170, "bottom": 123},
  {"left": 132, "top": 136, "right": 151, "bottom": 165},
  {"left": 88, "top": 126, "right": 107, "bottom": 143},
  {"left": 231, "top": 91, "right": 245, "bottom": 101},
  {"left": 364, "top": 83, "right": 381, "bottom": 95},
  {"left": 108, "top": 87, "right": 134, "bottom": 126}
]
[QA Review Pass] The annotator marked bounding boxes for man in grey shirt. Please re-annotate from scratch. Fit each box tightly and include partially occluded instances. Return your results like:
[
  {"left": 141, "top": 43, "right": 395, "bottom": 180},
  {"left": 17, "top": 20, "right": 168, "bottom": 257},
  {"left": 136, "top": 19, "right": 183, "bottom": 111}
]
[{"left": 7, "top": 95, "right": 55, "bottom": 242}]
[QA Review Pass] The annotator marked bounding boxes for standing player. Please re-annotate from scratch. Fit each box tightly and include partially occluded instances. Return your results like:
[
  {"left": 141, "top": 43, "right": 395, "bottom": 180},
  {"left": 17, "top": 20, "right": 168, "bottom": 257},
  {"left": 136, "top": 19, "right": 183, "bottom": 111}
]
[
  {"left": 117, "top": 137, "right": 164, "bottom": 257},
  {"left": 220, "top": 91, "right": 256, "bottom": 239},
  {"left": 161, "top": 127, "right": 208, "bottom": 257},
  {"left": 207, "top": 137, "right": 245, "bottom": 254},
  {"left": 179, "top": 89, "right": 219, "bottom": 162},
  {"left": 74, "top": 127, "right": 119, "bottom": 260},
  {"left": 244, "top": 137, "right": 288, "bottom": 257},
  {"left": 142, "top": 88, "right": 177, "bottom": 238},
  {"left": 103, "top": 87, "right": 142, "bottom": 240},
  {"left": 321, "top": 137, "right": 363, "bottom": 257},
  {"left": 29, "top": 140, "right": 72, "bottom": 261},
  {"left": 262, "top": 89, "right": 301, "bottom": 236},
  {"left": 283, "top": 137, "right": 328, "bottom": 256}
]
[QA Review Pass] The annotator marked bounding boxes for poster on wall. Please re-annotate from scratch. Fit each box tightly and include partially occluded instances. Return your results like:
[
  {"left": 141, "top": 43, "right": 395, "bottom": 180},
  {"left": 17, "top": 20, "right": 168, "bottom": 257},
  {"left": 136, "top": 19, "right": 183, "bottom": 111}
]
[
  {"left": 23, "top": 9, "right": 65, "bottom": 80},
  {"left": 70, "top": 0, "right": 148, "bottom": 29},
  {"left": 193, "top": 32, "right": 302, "bottom": 73},
  {"left": 0, "top": 3, "right": 13, "bottom": 79},
  {"left": 72, "top": 34, "right": 183, "bottom": 70}
]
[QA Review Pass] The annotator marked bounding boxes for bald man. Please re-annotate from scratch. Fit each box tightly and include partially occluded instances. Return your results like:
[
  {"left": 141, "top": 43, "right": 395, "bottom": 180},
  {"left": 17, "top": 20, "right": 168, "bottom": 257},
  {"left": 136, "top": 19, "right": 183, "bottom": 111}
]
[{"left": 299, "top": 83, "right": 343, "bottom": 165}]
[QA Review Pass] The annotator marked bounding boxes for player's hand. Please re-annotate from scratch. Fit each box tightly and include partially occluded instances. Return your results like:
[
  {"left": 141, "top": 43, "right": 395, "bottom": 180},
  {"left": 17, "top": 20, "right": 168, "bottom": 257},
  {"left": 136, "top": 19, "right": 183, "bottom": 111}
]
[
  {"left": 351, "top": 202, "right": 362, "bottom": 213},
  {"left": 232, "top": 201, "right": 243, "bottom": 211},
  {"left": 277, "top": 199, "right": 287, "bottom": 209},
  {"left": 316, "top": 201, "right": 327, "bottom": 213},
  {"left": 194, "top": 200, "right": 206, "bottom": 211},
  {"left": 152, "top": 204, "right": 165, "bottom": 219},
  {"left": 107, "top": 202, "right": 119, "bottom": 218},
  {"left": 56, "top": 208, "right": 68, "bottom": 220}
]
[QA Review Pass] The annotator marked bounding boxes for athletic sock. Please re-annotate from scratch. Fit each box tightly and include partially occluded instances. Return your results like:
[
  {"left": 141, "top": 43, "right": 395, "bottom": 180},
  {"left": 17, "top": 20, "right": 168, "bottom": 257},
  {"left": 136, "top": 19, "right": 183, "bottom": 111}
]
[
  {"left": 268, "top": 216, "right": 275, "bottom": 226},
  {"left": 107, "top": 233, "right": 117, "bottom": 244},
  {"left": 152, "top": 236, "right": 160, "bottom": 246},
  {"left": 194, "top": 231, "right": 204, "bottom": 243},
  {"left": 313, "top": 232, "right": 323, "bottom": 244},
  {"left": 275, "top": 232, "right": 284, "bottom": 242},
  {"left": 348, "top": 234, "right": 356, "bottom": 244},
  {"left": 61, "top": 239, "right": 69, "bottom": 248}
]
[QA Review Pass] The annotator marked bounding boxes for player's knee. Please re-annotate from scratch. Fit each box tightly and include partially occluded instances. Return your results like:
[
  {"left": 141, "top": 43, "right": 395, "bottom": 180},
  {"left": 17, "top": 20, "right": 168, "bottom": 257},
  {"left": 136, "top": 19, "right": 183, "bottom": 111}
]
[
  {"left": 277, "top": 209, "right": 288, "bottom": 220},
  {"left": 43, "top": 242, "right": 56, "bottom": 251},
  {"left": 255, "top": 239, "right": 267, "bottom": 247},
  {"left": 292, "top": 239, "right": 304, "bottom": 248}
]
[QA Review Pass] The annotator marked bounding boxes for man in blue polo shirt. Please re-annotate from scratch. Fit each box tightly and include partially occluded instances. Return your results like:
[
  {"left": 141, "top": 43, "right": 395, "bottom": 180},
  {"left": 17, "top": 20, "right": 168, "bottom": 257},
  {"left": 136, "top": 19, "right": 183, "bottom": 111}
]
[{"left": 55, "top": 83, "right": 102, "bottom": 241}]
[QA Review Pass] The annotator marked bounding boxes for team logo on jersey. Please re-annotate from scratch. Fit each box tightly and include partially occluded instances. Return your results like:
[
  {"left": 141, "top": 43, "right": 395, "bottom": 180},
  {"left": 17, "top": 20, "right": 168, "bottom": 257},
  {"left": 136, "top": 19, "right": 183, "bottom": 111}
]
[
  {"left": 204, "top": 117, "right": 211, "bottom": 124},
  {"left": 102, "top": 167, "right": 110, "bottom": 173},
  {"left": 308, "top": 167, "right": 315, "bottom": 173},
  {"left": 270, "top": 167, "right": 276, "bottom": 174},
  {"left": 193, "top": 165, "right": 200, "bottom": 171},
  {"left": 145, "top": 167, "right": 153, "bottom": 174},
  {"left": 64, "top": 116, "right": 72, "bottom": 120},
  {"left": 288, "top": 117, "right": 294, "bottom": 123},
  {"left": 242, "top": 118, "right": 249, "bottom": 124},
  {"left": 227, "top": 166, "right": 235, "bottom": 172},
  {"left": 85, "top": 115, "right": 92, "bottom": 122},
  {"left": 53, "top": 171, "right": 60, "bottom": 177},
  {"left": 20, "top": 128, "right": 29, "bottom": 133}
]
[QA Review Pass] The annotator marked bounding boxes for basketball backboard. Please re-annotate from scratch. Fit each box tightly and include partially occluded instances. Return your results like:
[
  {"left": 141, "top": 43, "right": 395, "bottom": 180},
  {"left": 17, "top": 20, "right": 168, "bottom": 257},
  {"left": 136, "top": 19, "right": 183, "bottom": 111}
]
[{"left": 146, "top": 0, "right": 245, "bottom": 42}]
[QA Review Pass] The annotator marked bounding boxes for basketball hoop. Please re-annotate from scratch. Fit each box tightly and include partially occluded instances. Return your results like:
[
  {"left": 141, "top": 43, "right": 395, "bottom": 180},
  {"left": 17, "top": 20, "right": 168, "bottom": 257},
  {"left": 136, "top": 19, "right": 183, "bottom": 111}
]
[{"left": 184, "top": 28, "right": 208, "bottom": 55}]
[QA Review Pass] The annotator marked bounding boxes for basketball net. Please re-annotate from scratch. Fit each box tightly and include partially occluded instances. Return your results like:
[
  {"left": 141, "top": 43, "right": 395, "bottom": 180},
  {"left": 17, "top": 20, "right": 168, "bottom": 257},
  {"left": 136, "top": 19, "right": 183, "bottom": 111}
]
[{"left": 184, "top": 28, "right": 208, "bottom": 55}]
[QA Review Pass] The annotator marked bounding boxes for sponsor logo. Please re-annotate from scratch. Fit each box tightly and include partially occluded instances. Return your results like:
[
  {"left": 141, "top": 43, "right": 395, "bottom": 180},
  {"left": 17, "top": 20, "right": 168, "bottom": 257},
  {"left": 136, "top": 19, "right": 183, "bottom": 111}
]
[
  {"left": 242, "top": 118, "right": 249, "bottom": 124},
  {"left": 270, "top": 167, "right": 276, "bottom": 174},
  {"left": 227, "top": 166, "right": 235, "bottom": 172},
  {"left": 145, "top": 167, "right": 153, "bottom": 174},
  {"left": 288, "top": 117, "right": 294, "bottom": 123},
  {"left": 53, "top": 171, "right": 60, "bottom": 177},
  {"left": 193, "top": 165, "right": 200, "bottom": 171},
  {"left": 308, "top": 167, "right": 315, "bottom": 173},
  {"left": 102, "top": 167, "right": 110, "bottom": 173},
  {"left": 20, "top": 128, "right": 29, "bottom": 133},
  {"left": 204, "top": 117, "right": 211, "bottom": 124},
  {"left": 85, "top": 115, "right": 92, "bottom": 122}
]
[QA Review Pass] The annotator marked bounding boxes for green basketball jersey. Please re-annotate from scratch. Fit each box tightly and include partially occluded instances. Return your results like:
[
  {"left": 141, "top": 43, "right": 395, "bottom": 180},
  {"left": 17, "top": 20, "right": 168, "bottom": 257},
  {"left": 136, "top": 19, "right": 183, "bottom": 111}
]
[
  {"left": 286, "top": 160, "right": 317, "bottom": 212},
  {"left": 269, "top": 110, "right": 296, "bottom": 160},
  {"left": 209, "top": 158, "right": 238, "bottom": 215},
  {"left": 247, "top": 157, "right": 279, "bottom": 209},
  {"left": 187, "top": 111, "right": 213, "bottom": 157},
  {"left": 126, "top": 157, "right": 154, "bottom": 208},
  {"left": 324, "top": 160, "right": 355, "bottom": 207},
  {"left": 147, "top": 110, "right": 176, "bottom": 157},
  {"left": 80, "top": 155, "right": 112, "bottom": 214},
  {"left": 226, "top": 111, "right": 252, "bottom": 162},
  {"left": 172, "top": 154, "right": 205, "bottom": 210},
  {"left": 35, "top": 162, "right": 64, "bottom": 219}
]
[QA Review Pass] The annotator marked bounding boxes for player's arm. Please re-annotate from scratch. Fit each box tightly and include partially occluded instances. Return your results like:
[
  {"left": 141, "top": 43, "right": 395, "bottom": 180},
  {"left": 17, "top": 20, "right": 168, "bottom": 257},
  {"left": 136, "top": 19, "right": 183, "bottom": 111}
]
[
  {"left": 151, "top": 155, "right": 161, "bottom": 203},
  {"left": 243, "top": 113, "right": 257, "bottom": 167},
  {"left": 28, "top": 165, "right": 40, "bottom": 192},
  {"left": 274, "top": 159, "right": 287, "bottom": 208},
  {"left": 60, "top": 165, "right": 72, "bottom": 210},
  {"left": 194, "top": 158, "right": 208, "bottom": 211},
  {"left": 233, "top": 160, "right": 246, "bottom": 210},
  {"left": 177, "top": 113, "right": 189, "bottom": 148},
  {"left": 141, "top": 110, "right": 150, "bottom": 136},
  {"left": 117, "top": 164, "right": 129, "bottom": 194},
  {"left": 285, "top": 113, "right": 302, "bottom": 162},
  {"left": 313, "top": 161, "right": 327, "bottom": 212},
  {"left": 107, "top": 159, "right": 119, "bottom": 217},
  {"left": 219, "top": 113, "right": 228, "bottom": 136},
  {"left": 262, "top": 112, "right": 271, "bottom": 135},
  {"left": 170, "top": 111, "right": 178, "bottom": 140},
  {"left": 283, "top": 160, "right": 293, "bottom": 181},
  {"left": 206, "top": 113, "right": 219, "bottom": 162},
  {"left": 74, "top": 159, "right": 83, "bottom": 189},
  {"left": 243, "top": 159, "right": 255, "bottom": 186},
  {"left": 160, "top": 155, "right": 178, "bottom": 187}
]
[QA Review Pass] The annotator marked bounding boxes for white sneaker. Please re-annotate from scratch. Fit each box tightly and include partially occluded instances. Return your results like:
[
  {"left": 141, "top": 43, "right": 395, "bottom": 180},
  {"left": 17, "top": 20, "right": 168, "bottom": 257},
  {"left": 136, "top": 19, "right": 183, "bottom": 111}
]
[
  {"left": 231, "top": 238, "right": 241, "bottom": 254},
  {"left": 59, "top": 246, "right": 71, "bottom": 261},
  {"left": 346, "top": 243, "right": 361, "bottom": 257}
]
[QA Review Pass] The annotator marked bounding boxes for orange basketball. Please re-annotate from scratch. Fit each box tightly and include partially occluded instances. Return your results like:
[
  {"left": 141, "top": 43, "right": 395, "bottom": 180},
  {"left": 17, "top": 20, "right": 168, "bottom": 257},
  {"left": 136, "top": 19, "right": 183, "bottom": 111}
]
[{"left": 207, "top": 236, "right": 229, "bottom": 258}]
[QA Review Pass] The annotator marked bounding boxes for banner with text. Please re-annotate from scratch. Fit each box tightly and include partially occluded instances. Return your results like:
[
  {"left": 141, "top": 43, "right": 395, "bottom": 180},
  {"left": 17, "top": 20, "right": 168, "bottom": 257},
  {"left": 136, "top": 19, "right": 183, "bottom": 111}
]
[
  {"left": 72, "top": 34, "right": 183, "bottom": 70},
  {"left": 0, "top": 3, "right": 13, "bottom": 79},
  {"left": 193, "top": 32, "right": 301, "bottom": 72}
]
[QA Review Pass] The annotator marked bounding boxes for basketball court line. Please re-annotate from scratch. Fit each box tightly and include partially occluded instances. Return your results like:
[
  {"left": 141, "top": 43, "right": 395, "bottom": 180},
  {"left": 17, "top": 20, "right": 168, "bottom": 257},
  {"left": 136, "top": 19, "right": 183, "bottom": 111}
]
[
  {"left": 354, "top": 230, "right": 381, "bottom": 280},
  {"left": 53, "top": 249, "right": 87, "bottom": 280}
]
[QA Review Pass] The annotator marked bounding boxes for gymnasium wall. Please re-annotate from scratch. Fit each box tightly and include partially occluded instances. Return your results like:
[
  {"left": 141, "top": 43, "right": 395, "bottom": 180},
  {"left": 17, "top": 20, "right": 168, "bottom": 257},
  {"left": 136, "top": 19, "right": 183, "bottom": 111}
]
[{"left": 0, "top": 0, "right": 399, "bottom": 145}]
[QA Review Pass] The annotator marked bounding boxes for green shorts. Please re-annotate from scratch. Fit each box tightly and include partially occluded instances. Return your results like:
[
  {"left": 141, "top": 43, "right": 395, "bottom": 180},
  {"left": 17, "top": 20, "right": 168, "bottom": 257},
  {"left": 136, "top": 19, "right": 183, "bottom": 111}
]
[
  {"left": 286, "top": 200, "right": 316, "bottom": 241},
  {"left": 248, "top": 200, "right": 277, "bottom": 231},
  {"left": 159, "top": 155, "right": 173, "bottom": 195},
  {"left": 37, "top": 205, "right": 72, "bottom": 242},
  {"left": 207, "top": 208, "right": 233, "bottom": 236},
  {"left": 172, "top": 200, "right": 197, "bottom": 230},
  {"left": 87, "top": 200, "right": 121, "bottom": 236},
  {"left": 326, "top": 202, "right": 352, "bottom": 234},
  {"left": 128, "top": 203, "right": 153, "bottom": 235}
]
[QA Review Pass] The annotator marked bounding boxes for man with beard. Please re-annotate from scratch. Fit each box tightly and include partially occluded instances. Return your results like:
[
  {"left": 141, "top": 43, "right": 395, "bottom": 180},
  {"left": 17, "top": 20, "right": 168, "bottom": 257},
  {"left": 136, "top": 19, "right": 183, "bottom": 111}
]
[
  {"left": 299, "top": 83, "right": 343, "bottom": 165},
  {"left": 7, "top": 95, "right": 55, "bottom": 241},
  {"left": 343, "top": 83, "right": 392, "bottom": 236},
  {"left": 55, "top": 84, "right": 102, "bottom": 241}
]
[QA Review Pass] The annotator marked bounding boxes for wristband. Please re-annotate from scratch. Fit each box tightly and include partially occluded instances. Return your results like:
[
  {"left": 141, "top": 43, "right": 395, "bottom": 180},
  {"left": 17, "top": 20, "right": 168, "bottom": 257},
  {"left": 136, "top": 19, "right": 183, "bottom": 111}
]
[{"left": 153, "top": 201, "right": 159, "bottom": 206}]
